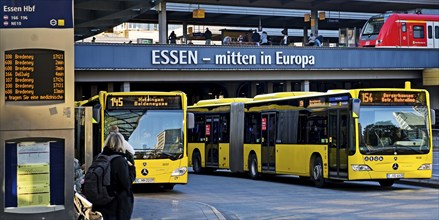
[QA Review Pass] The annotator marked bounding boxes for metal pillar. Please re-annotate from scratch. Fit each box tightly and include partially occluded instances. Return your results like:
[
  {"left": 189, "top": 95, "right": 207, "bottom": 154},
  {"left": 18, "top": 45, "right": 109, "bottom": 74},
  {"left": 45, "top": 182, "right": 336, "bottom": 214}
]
[
  {"left": 121, "top": 82, "right": 130, "bottom": 92},
  {"left": 311, "top": 10, "right": 318, "bottom": 36},
  {"left": 158, "top": 1, "right": 167, "bottom": 44},
  {"left": 302, "top": 80, "right": 310, "bottom": 92},
  {"left": 183, "top": 22, "right": 188, "bottom": 44}
]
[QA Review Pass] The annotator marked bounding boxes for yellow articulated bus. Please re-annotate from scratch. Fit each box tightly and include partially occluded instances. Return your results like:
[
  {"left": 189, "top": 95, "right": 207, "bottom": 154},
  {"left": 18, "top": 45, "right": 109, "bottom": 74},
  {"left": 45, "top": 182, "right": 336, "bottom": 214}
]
[
  {"left": 78, "top": 91, "right": 194, "bottom": 190},
  {"left": 187, "top": 82, "right": 435, "bottom": 187}
]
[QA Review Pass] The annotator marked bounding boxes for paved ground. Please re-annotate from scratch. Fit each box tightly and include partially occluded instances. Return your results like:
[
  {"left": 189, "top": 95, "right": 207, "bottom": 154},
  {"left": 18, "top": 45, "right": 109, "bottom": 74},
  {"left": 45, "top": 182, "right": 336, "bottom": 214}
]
[
  {"left": 131, "top": 198, "right": 226, "bottom": 220},
  {"left": 129, "top": 176, "right": 437, "bottom": 220}
]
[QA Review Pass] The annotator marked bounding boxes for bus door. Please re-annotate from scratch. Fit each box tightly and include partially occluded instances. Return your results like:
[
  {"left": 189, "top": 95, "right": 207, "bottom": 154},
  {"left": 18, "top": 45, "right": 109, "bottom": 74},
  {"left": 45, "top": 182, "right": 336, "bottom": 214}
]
[
  {"left": 74, "top": 107, "right": 94, "bottom": 171},
  {"left": 261, "top": 112, "right": 276, "bottom": 172},
  {"left": 205, "top": 115, "right": 220, "bottom": 167},
  {"left": 328, "top": 109, "right": 348, "bottom": 179}
]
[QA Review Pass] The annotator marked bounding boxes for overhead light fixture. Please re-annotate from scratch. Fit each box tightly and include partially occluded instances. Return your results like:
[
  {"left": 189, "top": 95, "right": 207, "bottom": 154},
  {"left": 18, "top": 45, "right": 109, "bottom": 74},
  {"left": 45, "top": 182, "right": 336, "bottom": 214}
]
[
  {"left": 193, "top": 5, "right": 205, "bottom": 18},
  {"left": 304, "top": 13, "right": 310, "bottom": 22}
]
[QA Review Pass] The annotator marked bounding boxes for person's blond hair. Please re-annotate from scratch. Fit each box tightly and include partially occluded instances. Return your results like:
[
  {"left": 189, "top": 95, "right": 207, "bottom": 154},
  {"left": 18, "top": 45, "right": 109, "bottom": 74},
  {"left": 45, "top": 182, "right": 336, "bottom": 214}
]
[
  {"left": 104, "top": 132, "right": 125, "bottom": 153},
  {"left": 109, "top": 125, "right": 119, "bottom": 133}
]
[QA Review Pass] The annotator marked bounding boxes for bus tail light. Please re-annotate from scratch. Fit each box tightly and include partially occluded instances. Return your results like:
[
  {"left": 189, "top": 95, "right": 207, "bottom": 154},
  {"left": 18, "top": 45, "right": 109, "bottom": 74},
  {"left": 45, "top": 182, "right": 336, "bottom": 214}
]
[
  {"left": 352, "top": 164, "right": 372, "bottom": 171},
  {"left": 171, "top": 166, "right": 188, "bottom": 176},
  {"left": 418, "top": 164, "right": 432, "bottom": 170}
]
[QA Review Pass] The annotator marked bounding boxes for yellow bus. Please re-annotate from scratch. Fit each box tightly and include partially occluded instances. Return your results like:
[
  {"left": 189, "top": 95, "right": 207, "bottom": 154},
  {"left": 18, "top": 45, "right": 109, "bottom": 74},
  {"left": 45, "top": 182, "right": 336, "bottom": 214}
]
[
  {"left": 78, "top": 91, "right": 194, "bottom": 189},
  {"left": 187, "top": 82, "right": 435, "bottom": 187}
]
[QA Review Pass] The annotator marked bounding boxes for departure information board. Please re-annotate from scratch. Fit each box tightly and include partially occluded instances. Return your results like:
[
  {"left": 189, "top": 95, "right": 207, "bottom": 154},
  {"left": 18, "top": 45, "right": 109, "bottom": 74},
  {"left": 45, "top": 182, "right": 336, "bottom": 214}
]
[
  {"left": 4, "top": 49, "right": 65, "bottom": 101},
  {"left": 359, "top": 91, "right": 426, "bottom": 106},
  {"left": 106, "top": 95, "right": 182, "bottom": 110}
]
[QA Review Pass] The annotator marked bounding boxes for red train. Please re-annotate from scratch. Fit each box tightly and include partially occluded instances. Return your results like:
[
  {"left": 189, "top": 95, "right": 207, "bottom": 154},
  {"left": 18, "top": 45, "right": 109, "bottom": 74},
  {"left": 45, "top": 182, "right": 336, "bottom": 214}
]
[{"left": 359, "top": 13, "right": 439, "bottom": 48}]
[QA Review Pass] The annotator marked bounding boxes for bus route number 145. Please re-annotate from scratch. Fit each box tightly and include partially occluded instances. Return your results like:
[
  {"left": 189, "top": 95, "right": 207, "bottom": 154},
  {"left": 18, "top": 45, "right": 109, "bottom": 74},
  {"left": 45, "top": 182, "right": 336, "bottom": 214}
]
[{"left": 111, "top": 97, "right": 124, "bottom": 107}]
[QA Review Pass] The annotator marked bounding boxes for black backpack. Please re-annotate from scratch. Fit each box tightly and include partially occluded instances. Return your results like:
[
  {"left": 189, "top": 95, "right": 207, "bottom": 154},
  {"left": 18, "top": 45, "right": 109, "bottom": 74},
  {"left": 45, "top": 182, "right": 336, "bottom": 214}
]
[{"left": 82, "top": 154, "right": 121, "bottom": 206}]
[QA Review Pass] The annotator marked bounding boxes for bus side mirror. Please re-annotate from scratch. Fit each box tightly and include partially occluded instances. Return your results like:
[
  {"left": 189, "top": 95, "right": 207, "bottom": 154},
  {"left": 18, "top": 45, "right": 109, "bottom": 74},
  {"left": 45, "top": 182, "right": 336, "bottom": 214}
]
[
  {"left": 93, "top": 104, "right": 101, "bottom": 123},
  {"left": 187, "top": 113, "right": 195, "bottom": 129},
  {"left": 351, "top": 98, "right": 361, "bottom": 118},
  {"left": 431, "top": 109, "right": 436, "bottom": 125}
]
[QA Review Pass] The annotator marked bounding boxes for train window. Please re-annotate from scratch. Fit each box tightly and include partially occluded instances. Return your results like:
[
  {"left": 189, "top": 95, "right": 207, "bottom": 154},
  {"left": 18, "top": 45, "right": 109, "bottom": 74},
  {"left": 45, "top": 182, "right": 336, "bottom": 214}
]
[
  {"left": 402, "top": 23, "right": 406, "bottom": 32},
  {"left": 435, "top": 26, "right": 439, "bottom": 39},
  {"left": 428, "top": 26, "right": 432, "bottom": 39},
  {"left": 413, "top": 26, "right": 425, "bottom": 39}
]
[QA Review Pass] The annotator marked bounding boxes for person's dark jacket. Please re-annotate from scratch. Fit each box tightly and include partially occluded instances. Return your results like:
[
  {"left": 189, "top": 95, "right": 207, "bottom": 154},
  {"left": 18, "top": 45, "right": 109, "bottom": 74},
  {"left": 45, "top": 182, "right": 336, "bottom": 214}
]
[
  {"left": 251, "top": 32, "right": 260, "bottom": 43},
  {"left": 204, "top": 29, "right": 212, "bottom": 39},
  {"left": 93, "top": 147, "right": 136, "bottom": 220}
]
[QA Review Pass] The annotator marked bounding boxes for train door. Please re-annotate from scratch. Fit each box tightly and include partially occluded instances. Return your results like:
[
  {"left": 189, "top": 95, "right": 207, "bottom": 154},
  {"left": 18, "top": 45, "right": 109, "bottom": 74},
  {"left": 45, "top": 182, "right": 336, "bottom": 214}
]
[
  {"left": 261, "top": 112, "right": 276, "bottom": 173},
  {"left": 328, "top": 109, "right": 349, "bottom": 179},
  {"left": 399, "top": 21, "right": 409, "bottom": 47},
  {"left": 205, "top": 115, "right": 220, "bottom": 167},
  {"left": 427, "top": 21, "right": 439, "bottom": 48}
]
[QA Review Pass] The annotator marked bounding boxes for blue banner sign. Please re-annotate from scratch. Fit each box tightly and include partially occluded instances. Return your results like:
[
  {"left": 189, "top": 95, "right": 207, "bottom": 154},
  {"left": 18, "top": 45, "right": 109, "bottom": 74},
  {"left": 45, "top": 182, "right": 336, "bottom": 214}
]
[{"left": 1, "top": 0, "right": 73, "bottom": 29}]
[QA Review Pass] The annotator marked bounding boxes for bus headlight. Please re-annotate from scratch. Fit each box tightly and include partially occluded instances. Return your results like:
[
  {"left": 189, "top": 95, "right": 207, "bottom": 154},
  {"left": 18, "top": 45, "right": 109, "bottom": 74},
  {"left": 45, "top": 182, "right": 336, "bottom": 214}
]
[
  {"left": 171, "top": 166, "right": 187, "bottom": 176},
  {"left": 352, "top": 164, "right": 372, "bottom": 171},
  {"left": 418, "top": 164, "right": 432, "bottom": 170}
]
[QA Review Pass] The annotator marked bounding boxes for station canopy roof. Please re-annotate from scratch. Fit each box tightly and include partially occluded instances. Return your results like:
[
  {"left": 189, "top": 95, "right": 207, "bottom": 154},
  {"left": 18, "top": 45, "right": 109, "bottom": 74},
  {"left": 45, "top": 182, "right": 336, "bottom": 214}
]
[{"left": 74, "top": 0, "right": 439, "bottom": 41}]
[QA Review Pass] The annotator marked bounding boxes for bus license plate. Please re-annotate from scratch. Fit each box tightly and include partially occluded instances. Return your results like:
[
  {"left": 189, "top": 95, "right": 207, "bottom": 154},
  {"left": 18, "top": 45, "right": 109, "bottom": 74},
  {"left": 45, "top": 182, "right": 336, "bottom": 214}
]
[
  {"left": 135, "top": 178, "right": 154, "bottom": 183},
  {"left": 387, "top": 173, "right": 404, "bottom": 179}
]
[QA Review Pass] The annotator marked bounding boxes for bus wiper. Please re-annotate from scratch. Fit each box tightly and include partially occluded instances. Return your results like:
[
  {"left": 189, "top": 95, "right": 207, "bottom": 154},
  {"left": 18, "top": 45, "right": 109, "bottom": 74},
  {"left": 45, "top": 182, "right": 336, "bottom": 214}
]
[
  {"left": 161, "top": 152, "right": 180, "bottom": 161},
  {"left": 369, "top": 147, "right": 394, "bottom": 154},
  {"left": 393, "top": 145, "right": 424, "bottom": 154}
]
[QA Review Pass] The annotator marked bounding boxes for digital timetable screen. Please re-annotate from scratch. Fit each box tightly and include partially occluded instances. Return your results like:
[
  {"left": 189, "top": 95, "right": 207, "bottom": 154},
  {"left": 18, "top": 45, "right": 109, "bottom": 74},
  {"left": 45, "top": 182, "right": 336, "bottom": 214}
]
[
  {"left": 359, "top": 91, "right": 426, "bottom": 106},
  {"left": 4, "top": 49, "right": 65, "bottom": 101},
  {"left": 106, "top": 95, "right": 182, "bottom": 110}
]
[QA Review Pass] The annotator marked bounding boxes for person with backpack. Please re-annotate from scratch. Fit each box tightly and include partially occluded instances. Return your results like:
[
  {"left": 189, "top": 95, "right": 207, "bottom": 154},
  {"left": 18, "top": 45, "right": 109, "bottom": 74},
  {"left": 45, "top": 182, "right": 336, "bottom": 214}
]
[{"left": 83, "top": 132, "right": 136, "bottom": 220}]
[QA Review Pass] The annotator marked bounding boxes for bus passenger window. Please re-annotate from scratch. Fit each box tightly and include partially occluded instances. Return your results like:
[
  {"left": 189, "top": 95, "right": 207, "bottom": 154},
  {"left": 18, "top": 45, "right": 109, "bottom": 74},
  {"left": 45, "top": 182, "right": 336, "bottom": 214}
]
[
  {"left": 402, "top": 23, "right": 406, "bottom": 32},
  {"left": 413, "top": 26, "right": 424, "bottom": 39},
  {"left": 220, "top": 115, "right": 229, "bottom": 143}
]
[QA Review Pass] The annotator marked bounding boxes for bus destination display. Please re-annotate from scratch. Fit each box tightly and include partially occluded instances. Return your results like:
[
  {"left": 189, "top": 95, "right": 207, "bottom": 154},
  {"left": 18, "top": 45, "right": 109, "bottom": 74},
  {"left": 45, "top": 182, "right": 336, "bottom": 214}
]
[
  {"left": 359, "top": 91, "right": 425, "bottom": 105},
  {"left": 4, "top": 49, "right": 65, "bottom": 101},
  {"left": 107, "top": 95, "right": 182, "bottom": 110}
]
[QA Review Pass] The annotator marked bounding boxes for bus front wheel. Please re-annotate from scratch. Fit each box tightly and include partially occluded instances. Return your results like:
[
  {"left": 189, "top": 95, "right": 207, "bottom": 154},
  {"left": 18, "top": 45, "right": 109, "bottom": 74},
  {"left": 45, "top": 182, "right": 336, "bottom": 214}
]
[
  {"left": 312, "top": 156, "right": 326, "bottom": 188},
  {"left": 192, "top": 151, "right": 203, "bottom": 174},
  {"left": 248, "top": 154, "right": 260, "bottom": 180}
]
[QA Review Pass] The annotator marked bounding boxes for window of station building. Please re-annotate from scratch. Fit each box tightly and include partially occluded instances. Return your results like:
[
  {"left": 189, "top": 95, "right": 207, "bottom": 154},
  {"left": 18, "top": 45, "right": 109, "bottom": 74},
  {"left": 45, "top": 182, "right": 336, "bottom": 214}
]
[
  {"left": 237, "top": 83, "right": 250, "bottom": 97},
  {"left": 413, "top": 26, "right": 425, "bottom": 39},
  {"left": 273, "top": 82, "right": 284, "bottom": 93},
  {"left": 256, "top": 83, "right": 266, "bottom": 95},
  {"left": 244, "top": 113, "right": 261, "bottom": 144},
  {"left": 291, "top": 82, "right": 302, "bottom": 91}
]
